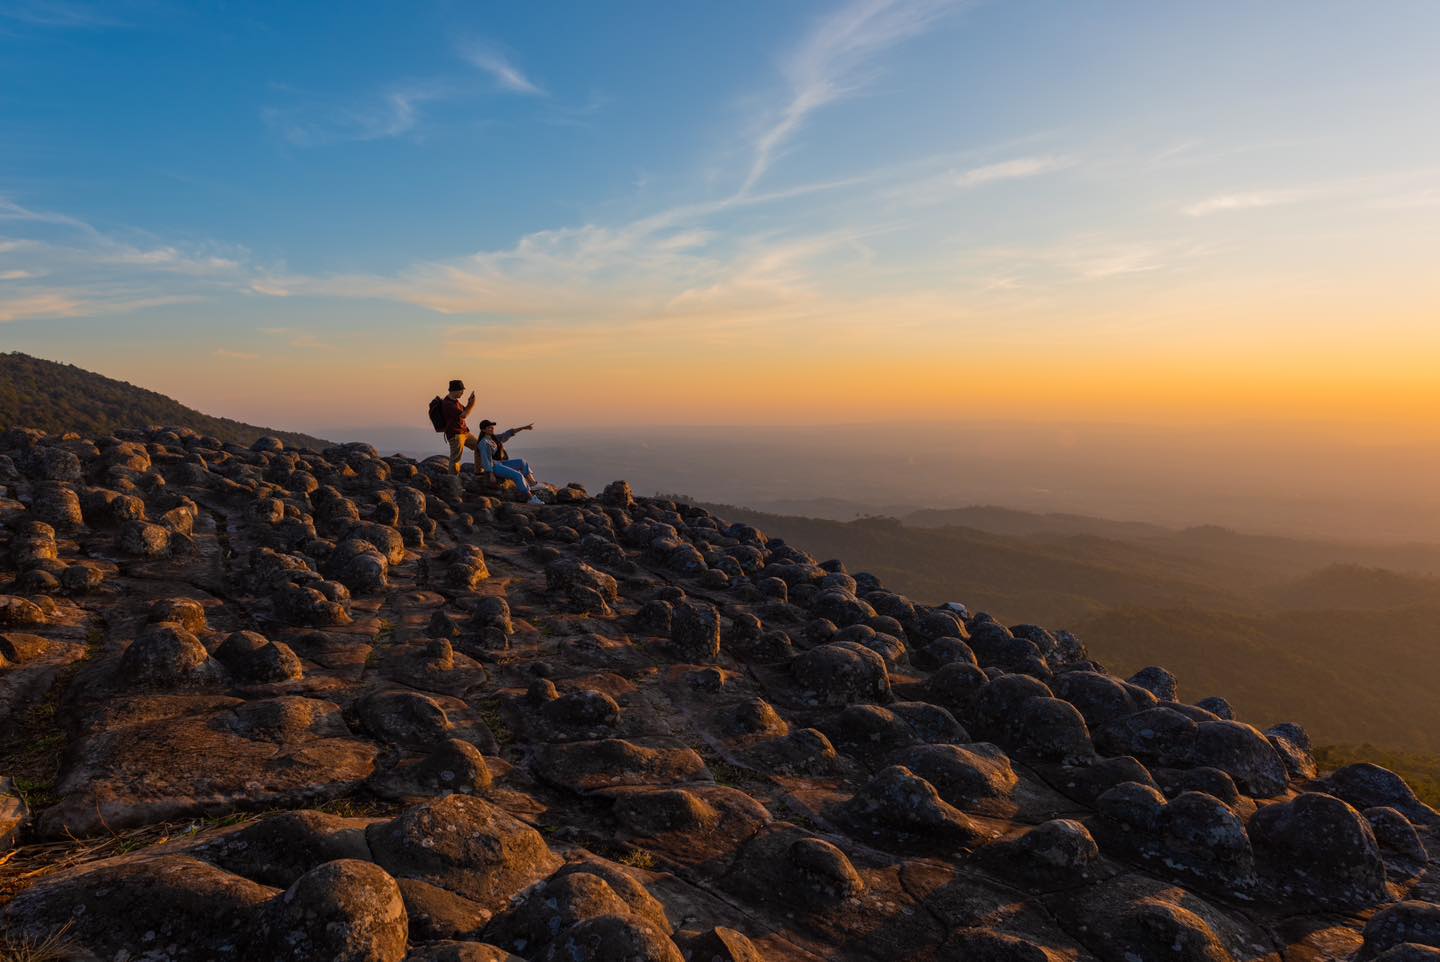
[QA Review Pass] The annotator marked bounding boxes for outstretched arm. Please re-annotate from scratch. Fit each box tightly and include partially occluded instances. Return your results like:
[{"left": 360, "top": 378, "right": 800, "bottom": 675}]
[{"left": 499, "top": 424, "right": 532, "bottom": 443}]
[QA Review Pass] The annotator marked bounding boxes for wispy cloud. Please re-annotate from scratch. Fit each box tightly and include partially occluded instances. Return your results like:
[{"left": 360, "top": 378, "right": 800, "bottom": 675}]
[
  {"left": 1182, "top": 189, "right": 1312, "bottom": 217},
  {"left": 0, "top": 195, "right": 250, "bottom": 322},
  {"left": 1072, "top": 246, "right": 1168, "bottom": 279},
  {"left": 952, "top": 155, "right": 1072, "bottom": 189},
  {"left": 0, "top": 0, "right": 122, "bottom": 28},
  {"left": 262, "top": 82, "right": 450, "bottom": 147},
  {"left": 740, "top": 0, "right": 964, "bottom": 195},
  {"left": 0, "top": 290, "right": 81, "bottom": 322},
  {"left": 460, "top": 42, "right": 545, "bottom": 96},
  {"left": 249, "top": 195, "right": 868, "bottom": 328},
  {"left": 259, "top": 327, "right": 324, "bottom": 350},
  {"left": 1182, "top": 168, "right": 1440, "bottom": 218},
  {"left": 0, "top": 195, "right": 98, "bottom": 234},
  {"left": 1371, "top": 188, "right": 1440, "bottom": 210},
  {"left": 264, "top": 41, "right": 548, "bottom": 148},
  {"left": 213, "top": 348, "right": 259, "bottom": 361},
  {"left": 0, "top": 291, "right": 194, "bottom": 323},
  {"left": 962, "top": 236, "right": 1218, "bottom": 285},
  {"left": 879, "top": 151, "right": 1074, "bottom": 206}
]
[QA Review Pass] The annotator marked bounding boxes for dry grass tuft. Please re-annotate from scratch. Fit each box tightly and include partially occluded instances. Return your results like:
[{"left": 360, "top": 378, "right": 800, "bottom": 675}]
[
  {"left": 0, "top": 796, "right": 401, "bottom": 904},
  {"left": 0, "top": 920, "right": 76, "bottom": 962},
  {"left": 617, "top": 846, "right": 657, "bottom": 871}
]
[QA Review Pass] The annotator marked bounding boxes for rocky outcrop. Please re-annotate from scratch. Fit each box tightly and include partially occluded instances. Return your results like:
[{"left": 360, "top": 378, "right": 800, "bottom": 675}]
[{"left": 0, "top": 424, "right": 1435, "bottom": 962}]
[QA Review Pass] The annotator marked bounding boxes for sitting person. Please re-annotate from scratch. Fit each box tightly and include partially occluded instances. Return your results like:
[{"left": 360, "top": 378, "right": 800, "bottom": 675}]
[{"left": 476, "top": 419, "right": 539, "bottom": 501}]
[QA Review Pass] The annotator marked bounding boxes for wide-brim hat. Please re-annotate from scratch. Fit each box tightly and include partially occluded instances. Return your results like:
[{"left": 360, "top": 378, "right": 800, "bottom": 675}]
[{"left": 448, "top": 379, "right": 465, "bottom": 392}]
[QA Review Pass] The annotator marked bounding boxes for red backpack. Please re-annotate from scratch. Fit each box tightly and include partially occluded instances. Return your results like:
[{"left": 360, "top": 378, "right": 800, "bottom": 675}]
[{"left": 427, "top": 396, "right": 447, "bottom": 433}]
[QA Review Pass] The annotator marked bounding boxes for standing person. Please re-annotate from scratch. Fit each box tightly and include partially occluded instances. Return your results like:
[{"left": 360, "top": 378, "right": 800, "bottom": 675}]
[
  {"left": 441, "top": 379, "right": 479, "bottom": 474},
  {"left": 477, "top": 419, "right": 539, "bottom": 501}
]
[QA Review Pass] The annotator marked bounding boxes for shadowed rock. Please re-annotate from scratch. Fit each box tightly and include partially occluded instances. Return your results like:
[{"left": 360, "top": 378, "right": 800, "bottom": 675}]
[
  {"left": 1362, "top": 902, "right": 1440, "bottom": 959},
  {"left": 941, "top": 928, "right": 1066, "bottom": 961},
  {"left": 484, "top": 861, "right": 673, "bottom": 960},
  {"left": 1052, "top": 670, "right": 1157, "bottom": 729},
  {"left": 398, "top": 879, "right": 492, "bottom": 943},
  {"left": 1250, "top": 791, "right": 1388, "bottom": 908},
  {"left": 670, "top": 601, "right": 721, "bottom": 662},
  {"left": 2, "top": 855, "right": 278, "bottom": 960},
  {"left": 372, "top": 738, "right": 495, "bottom": 801},
  {"left": 888, "top": 743, "right": 1017, "bottom": 812},
  {"left": 259, "top": 859, "right": 408, "bottom": 962},
  {"left": 367, "top": 795, "right": 561, "bottom": 909},
  {"left": 215, "top": 629, "right": 305, "bottom": 683},
  {"left": 790, "top": 641, "right": 891, "bottom": 706},
  {"left": 721, "top": 696, "right": 789, "bottom": 736},
  {"left": 1265, "top": 722, "right": 1317, "bottom": 780},
  {"left": 118, "top": 623, "right": 218, "bottom": 686},
  {"left": 534, "top": 738, "right": 708, "bottom": 793},
  {"left": 1366, "top": 806, "right": 1428, "bottom": 863},
  {"left": 356, "top": 690, "right": 456, "bottom": 749},
  {"left": 1097, "top": 780, "right": 1168, "bottom": 833},
  {"left": 984, "top": 819, "right": 1099, "bottom": 884},
  {"left": 1104, "top": 898, "right": 1234, "bottom": 962},
  {"left": 674, "top": 927, "right": 765, "bottom": 962},
  {"left": 1128, "top": 665, "right": 1179, "bottom": 701},
  {"left": 784, "top": 835, "right": 865, "bottom": 908},
  {"left": 1190, "top": 719, "right": 1289, "bottom": 797},
  {"left": 1318, "top": 763, "right": 1440, "bottom": 826},
  {"left": 842, "top": 764, "right": 987, "bottom": 850},
  {"left": 539, "top": 914, "right": 684, "bottom": 962},
  {"left": 194, "top": 810, "right": 374, "bottom": 887},
  {"left": 744, "top": 727, "right": 843, "bottom": 775}
]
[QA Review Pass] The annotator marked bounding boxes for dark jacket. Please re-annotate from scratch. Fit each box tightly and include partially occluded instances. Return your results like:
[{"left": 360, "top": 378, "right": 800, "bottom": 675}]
[{"left": 441, "top": 397, "right": 470, "bottom": 438}]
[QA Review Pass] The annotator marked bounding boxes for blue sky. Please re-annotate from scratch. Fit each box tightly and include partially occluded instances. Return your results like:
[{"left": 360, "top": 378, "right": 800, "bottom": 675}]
[{"left": 1, "top": 0, "right": 1438, "bottom": 430}]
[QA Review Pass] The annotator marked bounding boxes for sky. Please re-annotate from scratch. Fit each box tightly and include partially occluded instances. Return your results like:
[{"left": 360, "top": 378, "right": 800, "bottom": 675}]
[{"left": 2, "top": 0, "right": 1439, "bottom": 438}]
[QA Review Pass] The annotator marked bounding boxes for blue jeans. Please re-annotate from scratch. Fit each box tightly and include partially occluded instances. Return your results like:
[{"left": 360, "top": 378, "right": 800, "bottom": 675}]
[{"left": 491, "top": 458, "right": 532, "bottom": 497}]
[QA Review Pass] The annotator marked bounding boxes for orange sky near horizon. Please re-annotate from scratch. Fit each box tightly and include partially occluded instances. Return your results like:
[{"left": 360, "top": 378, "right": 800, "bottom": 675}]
[{"left": 69, "top": 298, "right": 1439, "bottom": 442}]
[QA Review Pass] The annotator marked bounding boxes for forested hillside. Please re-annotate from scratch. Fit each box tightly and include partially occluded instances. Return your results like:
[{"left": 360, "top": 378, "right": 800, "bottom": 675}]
[{"left": 0, "top": 353, "right": 331, "bottom": 450}]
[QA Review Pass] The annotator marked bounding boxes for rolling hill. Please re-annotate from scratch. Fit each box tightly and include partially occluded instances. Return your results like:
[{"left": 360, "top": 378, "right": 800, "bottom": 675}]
[{"left": 0, "top": 352, "right": 332, "bottom": 450}]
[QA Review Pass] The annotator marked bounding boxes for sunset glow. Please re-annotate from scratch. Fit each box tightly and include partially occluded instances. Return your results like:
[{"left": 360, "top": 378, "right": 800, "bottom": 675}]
[{"left": 2, "top": 1, "right": 1437, "bottom": 437}]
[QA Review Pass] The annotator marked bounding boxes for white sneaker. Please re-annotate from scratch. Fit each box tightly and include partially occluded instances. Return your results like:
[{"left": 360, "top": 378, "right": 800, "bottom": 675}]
[{"left": 527, "top": 495, "right": 544, "bottom": 505}]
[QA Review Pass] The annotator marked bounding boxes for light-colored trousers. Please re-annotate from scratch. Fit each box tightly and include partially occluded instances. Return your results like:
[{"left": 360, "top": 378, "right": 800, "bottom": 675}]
[{"left": 447, "top": 432, "right": 480, "bottom": 473}]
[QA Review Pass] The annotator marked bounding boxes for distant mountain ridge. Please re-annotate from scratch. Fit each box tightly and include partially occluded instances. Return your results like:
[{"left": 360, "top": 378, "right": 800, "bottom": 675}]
[
  {"left": 0, "top": 352, "right": 332, "bottom": 450},
  {"left": 689, "top": 497, "right": 1440, "bottom": 753},
  {"left": 902, "top": 504, "right": 1173, "bottom": 539}
]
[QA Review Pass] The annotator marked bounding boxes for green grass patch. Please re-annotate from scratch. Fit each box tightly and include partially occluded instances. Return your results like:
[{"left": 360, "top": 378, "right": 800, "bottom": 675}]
[
  {"left": 701, "top": 754, "right": 763, "bottom": 790},
  {"left": 314, "top": 796, "right": 395, "bottom": 819},
  {"left": 11, "top": 775, "right": 58, "bottom": 811},
  {"left": 471, "top": 696, "right": 516, "bottom": 748}
]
